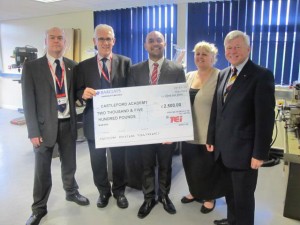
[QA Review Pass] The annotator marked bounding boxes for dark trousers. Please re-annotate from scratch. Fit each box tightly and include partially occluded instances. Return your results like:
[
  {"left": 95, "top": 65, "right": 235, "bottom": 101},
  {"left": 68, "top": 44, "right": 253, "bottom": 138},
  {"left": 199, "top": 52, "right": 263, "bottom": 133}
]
[
  {"left": 32, "top": 119, "right": 78, "bottom": 214},
  {"left": 225, "top": 167, "right": 258, "bottom": 225},
  {"left": 141, "top": 143, "right": 174, "bottom": 200},
  {"left": 87, "top": 140, "right": 126, "bottom": 197}
]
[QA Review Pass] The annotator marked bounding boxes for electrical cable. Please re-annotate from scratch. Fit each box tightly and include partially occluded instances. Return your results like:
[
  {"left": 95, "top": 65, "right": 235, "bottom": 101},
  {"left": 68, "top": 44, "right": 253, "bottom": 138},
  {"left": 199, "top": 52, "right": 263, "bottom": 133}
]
[{"left": 262, "top": 109, "right": 283, "bottom": 167}]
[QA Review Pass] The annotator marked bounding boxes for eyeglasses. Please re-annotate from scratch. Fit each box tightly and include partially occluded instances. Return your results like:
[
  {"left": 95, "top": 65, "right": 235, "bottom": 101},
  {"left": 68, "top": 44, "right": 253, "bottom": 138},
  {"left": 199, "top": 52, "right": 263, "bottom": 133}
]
[{"left": 97, "top": 37, "right": 114, "bottom": 43}]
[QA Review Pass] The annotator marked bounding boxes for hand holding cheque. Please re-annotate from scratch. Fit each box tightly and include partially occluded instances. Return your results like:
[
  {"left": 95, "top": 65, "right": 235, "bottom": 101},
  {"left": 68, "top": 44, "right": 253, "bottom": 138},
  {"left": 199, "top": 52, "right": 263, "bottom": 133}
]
[
  {"left": 92, "top": 83, "right": 194, "bottom": 148},
  {"left": 82, "top": 87, "right": 96, "bottom": 100}
]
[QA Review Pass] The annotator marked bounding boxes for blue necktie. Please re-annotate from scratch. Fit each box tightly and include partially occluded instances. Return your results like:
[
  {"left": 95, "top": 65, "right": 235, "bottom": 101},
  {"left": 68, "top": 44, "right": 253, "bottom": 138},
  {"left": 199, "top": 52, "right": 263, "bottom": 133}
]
[
  {"left": 100, "top": 58, "right": 110, "bottom": 89},
  {"left": 55, "top": 59, "right": 66, "bottom": 112}
]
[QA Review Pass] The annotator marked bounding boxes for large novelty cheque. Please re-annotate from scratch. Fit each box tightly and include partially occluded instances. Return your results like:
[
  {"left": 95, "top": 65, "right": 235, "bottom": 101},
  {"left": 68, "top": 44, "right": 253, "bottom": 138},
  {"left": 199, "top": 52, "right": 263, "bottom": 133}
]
[{"left": 93, "top": 83, "right": 194, "bottom": 148}]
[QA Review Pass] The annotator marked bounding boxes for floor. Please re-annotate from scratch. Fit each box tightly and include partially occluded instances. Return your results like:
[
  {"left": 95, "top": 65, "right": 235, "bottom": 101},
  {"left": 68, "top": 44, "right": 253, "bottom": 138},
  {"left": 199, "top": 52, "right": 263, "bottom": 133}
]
[{"left": 0, "top": 108, "right": 299, "bottom": 225}]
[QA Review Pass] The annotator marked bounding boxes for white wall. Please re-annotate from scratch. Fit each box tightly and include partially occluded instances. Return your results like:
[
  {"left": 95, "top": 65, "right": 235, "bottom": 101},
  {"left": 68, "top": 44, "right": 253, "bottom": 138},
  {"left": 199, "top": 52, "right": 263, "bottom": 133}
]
[
  {"left": 0, "top": 5, "right": 188, "bottom": 109},
  {"left": 1, "top": 11, "right": 94, "bottom": 74},
  {"left": 0, "top": 11, "right": 95, "bottom": 109}
]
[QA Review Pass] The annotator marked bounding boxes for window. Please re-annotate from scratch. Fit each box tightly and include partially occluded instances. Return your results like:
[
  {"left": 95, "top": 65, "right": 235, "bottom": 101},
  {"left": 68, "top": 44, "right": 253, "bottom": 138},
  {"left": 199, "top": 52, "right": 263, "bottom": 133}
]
[
  {"left": 94, "top": 4, "right": 177, "bottom": 64},
  {"left": 187, "top": 0, "right": 300, "bottom": 85}
]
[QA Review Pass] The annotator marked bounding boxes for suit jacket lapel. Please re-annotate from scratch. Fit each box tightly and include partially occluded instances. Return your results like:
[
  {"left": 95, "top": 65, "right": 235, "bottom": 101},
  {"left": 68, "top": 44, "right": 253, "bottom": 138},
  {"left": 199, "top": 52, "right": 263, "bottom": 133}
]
[
  {"left": 111, "top": 54, "right": 118, "bottom": 82},
  {"left": 91, "top": 55, "right": 102, "bottom": 87},
  {"left": 63, "top": 57, "right": 72, "bottom": 92},
  {"left": 223, "top": 60, "right": 251, "bottom": 105},
  {"left": 220, "top": 68, "right": 231, "bottom": 106},
  {"left": 141, "top": 60, "right": 150, "bottom": 84},
  {"left": 158, "top": 59, "right": 168, "bottom": 84},
  {"left": 41, "top": 56, "right": 56, "bottom": 91}
]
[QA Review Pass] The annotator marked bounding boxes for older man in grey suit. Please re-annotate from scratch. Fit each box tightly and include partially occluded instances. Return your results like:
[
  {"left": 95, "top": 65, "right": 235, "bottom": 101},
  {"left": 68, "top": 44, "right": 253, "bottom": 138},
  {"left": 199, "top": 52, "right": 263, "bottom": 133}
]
[
  {"left": 75, "top": 24, "right": 131, "bottom": 209},
  {"left": 127, "top": 31, "right": 186, "bottom": 219},
  {"left": 22, "top": 27, "right": 89, "bottom": 225}
]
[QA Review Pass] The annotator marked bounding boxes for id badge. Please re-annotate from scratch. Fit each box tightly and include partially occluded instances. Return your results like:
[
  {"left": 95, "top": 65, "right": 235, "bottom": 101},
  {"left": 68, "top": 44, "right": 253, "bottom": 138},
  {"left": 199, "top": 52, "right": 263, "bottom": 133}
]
[{"left": 57, "top": 96, "right": 67, "bottom": 105}]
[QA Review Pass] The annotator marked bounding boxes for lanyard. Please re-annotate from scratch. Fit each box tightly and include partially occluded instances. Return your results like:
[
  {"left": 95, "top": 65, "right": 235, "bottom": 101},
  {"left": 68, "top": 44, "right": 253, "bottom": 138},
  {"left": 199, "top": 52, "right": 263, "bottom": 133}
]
[
  {"left": 97, "top": 55, "right": 112, "bottom": 82},
  {"left": 48, "top": 60, "right": 65, "bottom": 90}
]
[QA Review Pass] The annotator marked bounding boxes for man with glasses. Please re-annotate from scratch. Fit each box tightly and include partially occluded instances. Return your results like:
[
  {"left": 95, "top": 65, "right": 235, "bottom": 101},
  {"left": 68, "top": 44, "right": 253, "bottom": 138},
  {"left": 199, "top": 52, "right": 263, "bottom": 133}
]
[{"left": 75, "top": 24, "right": 131, "bottom": 209}]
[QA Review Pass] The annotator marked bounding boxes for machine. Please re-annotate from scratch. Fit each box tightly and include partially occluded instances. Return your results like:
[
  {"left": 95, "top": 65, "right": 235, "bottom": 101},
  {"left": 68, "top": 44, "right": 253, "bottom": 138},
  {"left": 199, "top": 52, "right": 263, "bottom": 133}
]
[
  {"left": 276, "top": 83, "right": 300, "bottom": 221},
  {"left": 12, "top": 46, "right": 38, "bottom": 71}
]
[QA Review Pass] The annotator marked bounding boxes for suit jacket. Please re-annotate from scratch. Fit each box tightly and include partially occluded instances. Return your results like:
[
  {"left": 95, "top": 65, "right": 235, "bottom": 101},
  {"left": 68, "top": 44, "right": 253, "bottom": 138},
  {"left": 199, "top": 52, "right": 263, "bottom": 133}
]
[
  {"left": 207, "top": 59, "right": 275, "bottom": 170},
  {"left": 21, "top": 55, "right": 77, "bottom": 147},
  {"left": 75, "top": 54, "right": 131, "bottom": 140},
  {"left": 127, "top": 58, "right": 185, "bottom": 87}
]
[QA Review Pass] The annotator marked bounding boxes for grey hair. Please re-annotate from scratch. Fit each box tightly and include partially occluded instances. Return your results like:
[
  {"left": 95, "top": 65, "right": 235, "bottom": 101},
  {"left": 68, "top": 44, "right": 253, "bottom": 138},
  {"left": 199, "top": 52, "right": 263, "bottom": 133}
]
[
  {"left": 224, "top": 30, "right": 250, "bottom": 47},
  {"left": 94, "top": 24, "right": 115, "bottom": 38},
  {"left": 45, "top": 27, "right": 65, "bottom": 39}
]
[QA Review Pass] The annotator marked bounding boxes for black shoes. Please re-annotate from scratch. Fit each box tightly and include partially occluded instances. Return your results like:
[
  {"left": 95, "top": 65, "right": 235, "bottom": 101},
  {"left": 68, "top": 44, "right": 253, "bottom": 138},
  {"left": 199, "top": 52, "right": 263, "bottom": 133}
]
[
  {"left": 66, "top": 192, "right": 90, "bottom": 206},
  {"left": 97, "top": 192, "right": 129, "bottom": 208},
  {"left": 214, "top": 218, "right": 229, "bottom": 225},
  {"left": 97, "top": 192, "right": 112, "bottom": 208},
  {"left": 181, "top": 196, "right": 203, "bottom": 204},
  {"left": 181, "top": 196, "right": 195, "bottom": 203},
  {"left": 26, "top": 211, "right": 47, "bottom": 225},
  {"left": 158, "top": 195, "right": 176, "bottom": 214},
  {"left": 200, "top": 200, "right": 216, "bottom": 214},
  {"left": 115, "top": 194, "right": 129, "bottom": 209},
  {"left": 137, "top": 199, "right": 157, "bottom": 219}
]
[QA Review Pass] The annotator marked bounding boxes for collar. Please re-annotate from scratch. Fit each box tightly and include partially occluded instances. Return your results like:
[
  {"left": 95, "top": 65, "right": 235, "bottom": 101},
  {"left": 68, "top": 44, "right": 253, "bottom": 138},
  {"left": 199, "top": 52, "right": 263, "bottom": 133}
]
[
  {"left": 98, "top": 53, "right": 113, "bottom": 62},
  {"left": 47, "top": 53, "right": 63, "bottom": 65},
  {"left": 149, "top": 57, "right": 164, "bottom": 68},
  {"left": 232, "top": 57, "right": 249, "bottom": 74}
]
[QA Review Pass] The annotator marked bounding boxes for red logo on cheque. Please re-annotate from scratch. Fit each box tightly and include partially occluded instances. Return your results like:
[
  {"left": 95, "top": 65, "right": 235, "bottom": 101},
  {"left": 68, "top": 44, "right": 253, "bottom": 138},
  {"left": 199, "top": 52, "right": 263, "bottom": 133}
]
[{"left": 170, "top": 116, "right": 182, "bottom": 123}]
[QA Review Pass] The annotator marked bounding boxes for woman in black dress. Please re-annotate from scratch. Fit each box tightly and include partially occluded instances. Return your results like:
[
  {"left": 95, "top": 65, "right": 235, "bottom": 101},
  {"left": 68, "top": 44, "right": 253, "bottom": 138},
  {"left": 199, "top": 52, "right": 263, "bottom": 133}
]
[{"left": 181, "top": 41, "right": 228, "bottom": 213}]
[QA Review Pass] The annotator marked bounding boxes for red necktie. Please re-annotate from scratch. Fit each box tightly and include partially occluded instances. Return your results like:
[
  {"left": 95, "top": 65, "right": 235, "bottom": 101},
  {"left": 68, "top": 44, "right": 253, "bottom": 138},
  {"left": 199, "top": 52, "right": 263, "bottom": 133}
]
[{"left": 151, "top": 63, "right": 159, "bottom": 85}]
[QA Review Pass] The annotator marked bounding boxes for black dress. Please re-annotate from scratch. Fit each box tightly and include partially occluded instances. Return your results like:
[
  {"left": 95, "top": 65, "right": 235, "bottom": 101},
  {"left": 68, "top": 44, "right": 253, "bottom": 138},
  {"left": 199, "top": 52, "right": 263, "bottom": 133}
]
[{"left": 181, "top": 88, "right": 229, "bottom": 199}]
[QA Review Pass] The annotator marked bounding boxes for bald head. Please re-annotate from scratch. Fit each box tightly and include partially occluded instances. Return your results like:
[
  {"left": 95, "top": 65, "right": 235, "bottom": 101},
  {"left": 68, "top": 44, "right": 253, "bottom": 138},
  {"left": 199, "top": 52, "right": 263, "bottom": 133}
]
[{"left": 144, "top": 31, "right": 166, "bottom": 62}]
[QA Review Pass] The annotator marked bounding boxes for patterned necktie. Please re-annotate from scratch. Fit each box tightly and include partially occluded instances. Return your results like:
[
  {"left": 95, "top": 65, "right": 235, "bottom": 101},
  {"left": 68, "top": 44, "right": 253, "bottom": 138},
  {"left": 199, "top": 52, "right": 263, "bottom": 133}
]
[
  {"left": 224, "top": 67, "right": 238, "bottom": 100},
  {"left": 54, "top": 59, "right": 66, "bottom": 112},
  {"left": 101, "top": 58, "right": 110, "bottom": 89},
  {"left": 151, "top": 63, "right": 159, "bottom": 85}
]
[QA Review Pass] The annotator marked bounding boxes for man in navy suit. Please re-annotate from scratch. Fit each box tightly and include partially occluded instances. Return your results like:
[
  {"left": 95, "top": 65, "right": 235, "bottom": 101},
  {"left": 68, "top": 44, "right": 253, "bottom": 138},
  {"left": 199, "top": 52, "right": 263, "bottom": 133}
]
[
  {"left": 206, "top": 30, "right": 275, "bottom": 225},
  {"left": 22, "top": 27, "right": 89, "bottom": 225},
  {"left": 75, "top": 24, "right": 131, "bottom": 209},
  {"left": 127, "top": 31, "right": 186, "bottom": 219}
]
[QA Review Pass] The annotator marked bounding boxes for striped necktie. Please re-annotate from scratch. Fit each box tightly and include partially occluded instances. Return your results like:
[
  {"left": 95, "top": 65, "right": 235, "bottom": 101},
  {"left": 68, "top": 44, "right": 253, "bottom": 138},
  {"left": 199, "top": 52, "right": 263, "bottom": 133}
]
[
  {"left": 151, "top": 63, "right": 159, "bottom": 85},
  {"left": 224, "top": 67, "right": 238, "bottom": 100}
]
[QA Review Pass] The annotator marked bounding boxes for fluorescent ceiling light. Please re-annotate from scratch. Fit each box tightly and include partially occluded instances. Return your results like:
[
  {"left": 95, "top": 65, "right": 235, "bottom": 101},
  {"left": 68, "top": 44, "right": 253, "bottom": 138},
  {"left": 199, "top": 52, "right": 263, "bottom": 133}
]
[{"left": 34, "top": 0, "right": 62, "bottom": 3}]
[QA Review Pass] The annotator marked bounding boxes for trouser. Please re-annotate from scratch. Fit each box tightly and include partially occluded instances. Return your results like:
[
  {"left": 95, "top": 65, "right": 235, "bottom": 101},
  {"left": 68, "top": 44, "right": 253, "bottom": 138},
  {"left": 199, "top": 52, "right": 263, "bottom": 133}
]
[
  {"left": 32, "top": 119, "right": 78, "bottom": 213},
  {"left": 141, "top": 143, "right": 174, "bottom": 200},
  {"left": 87, "top": 140, "right": 127, "bottom": 197},
  {"left": 226, "top": 167, "right": 258, "bottom": 225}
]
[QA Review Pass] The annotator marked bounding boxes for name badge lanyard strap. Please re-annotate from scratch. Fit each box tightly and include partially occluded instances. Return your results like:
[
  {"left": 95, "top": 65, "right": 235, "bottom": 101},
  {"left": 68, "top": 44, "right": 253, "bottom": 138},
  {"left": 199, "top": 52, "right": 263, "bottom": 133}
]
[
  {"left": 48, "top": 61, "right": 65, "bottom": 91},
  {"left": 97, "top": 55, "right": 112, "bottom": 82}
]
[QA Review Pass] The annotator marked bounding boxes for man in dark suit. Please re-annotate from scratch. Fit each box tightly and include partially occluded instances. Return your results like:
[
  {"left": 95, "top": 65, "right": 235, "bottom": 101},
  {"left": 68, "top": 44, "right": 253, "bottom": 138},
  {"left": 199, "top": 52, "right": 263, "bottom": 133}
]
[
  {"left": 75, "top": 24, "right": 131, "bottom": 209},
  {"left": 206, "top": 30, "right": 275, "bottom": 225},
  {"left": 22, "top": 27, "right": 89, "bottom": 225},
  {"left": 127, "top": 31, "right": 186, "bottom": 219}
]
